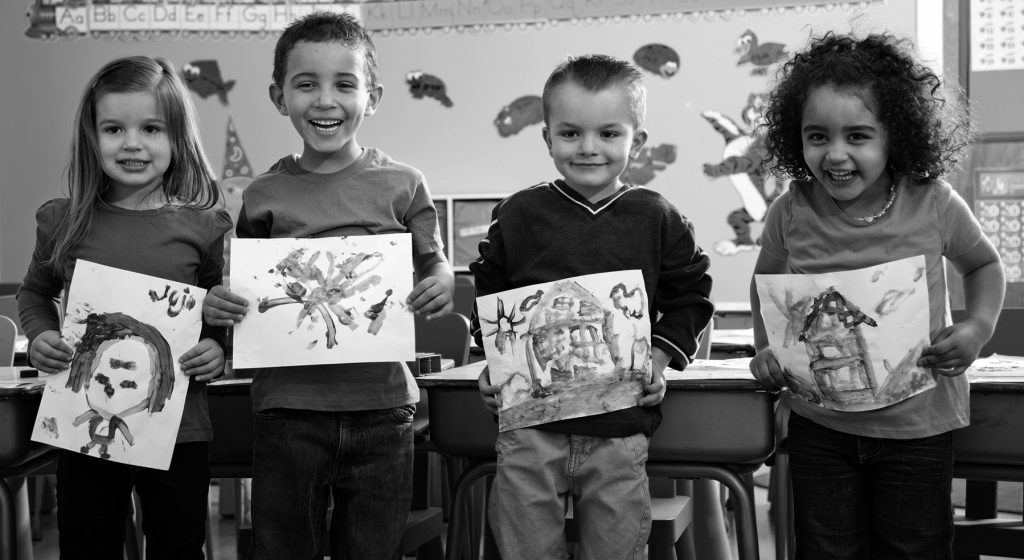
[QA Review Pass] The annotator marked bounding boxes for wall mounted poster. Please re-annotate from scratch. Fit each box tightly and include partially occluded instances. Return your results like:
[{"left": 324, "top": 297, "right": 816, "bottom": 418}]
[
  {"left": 755, "top": 255, "right": 934, "bottom": 412},
  {"left": 31, "top": 261, "right": 205, "bottom": 470},
  {"left": 230, "top": 234, "right": 415, "bottom": 369},
  {"left": 477, "top": 270, "right": 652, "bottom": 431}
]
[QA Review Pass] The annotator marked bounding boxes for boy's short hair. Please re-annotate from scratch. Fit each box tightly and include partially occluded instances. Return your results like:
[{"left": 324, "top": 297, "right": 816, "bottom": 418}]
[
  {"left": 273, "top": 11, "right": 378, "bottom": 89},
  {"left": 541, "top": 54, "right": 647, "bottom": 128}
]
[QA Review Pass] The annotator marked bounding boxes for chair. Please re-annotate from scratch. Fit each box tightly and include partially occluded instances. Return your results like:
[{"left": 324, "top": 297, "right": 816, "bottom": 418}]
[
  {"left": 408, "top": 312, "right": 472, "bottom": 560},
  {"left": 0, "top": 297, "right": 19, "bottom": 335},
  {"left": 0, "top": 315, "right": 15, "bottom": 365}
]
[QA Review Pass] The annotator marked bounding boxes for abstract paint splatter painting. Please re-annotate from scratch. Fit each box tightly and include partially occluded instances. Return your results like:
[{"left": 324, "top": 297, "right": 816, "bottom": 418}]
[
  {"left": 755, "top": 255, "right": 934, "bottom": 412},
  {"left": 230, "top": 234, "right": 414, "bottom": 368},
  {"left": 30, "top": 261, "right": 205, "bottom": 470},
  {"left": 477, "top": 270, "right": 652, "bottom": 431}
]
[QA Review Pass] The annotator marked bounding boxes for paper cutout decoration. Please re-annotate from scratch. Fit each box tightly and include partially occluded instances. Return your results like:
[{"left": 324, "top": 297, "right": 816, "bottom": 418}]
[
  {"left": 494, "top": 95, "right": 543, "bottom": 137},
  {"left": 701, "top": 92, "right": 788, "bottom": 256},
  {"left": 735, "top": 29, "right": 788, "bottom": 75},
  {"left": 633, "top": 43, "right": 680, "bottom": 78},
  {"left": 219, "top": 118, "right": 254, "bottom": 284},
  {"left": 182, "top": 60, "right": 236, "bottom": 104},
  {"left": 622, "top": 143, "right": 677, "bottom": 185},
  {"left": 31, "top": 261, "right": 205, "bottom": 470},
  {"left": 477, "top": 270, "right": 652, "bottom": 431},
  {"left": 755, "top": 255, "right": 934, "bottom": 412},
  {"left": 230, "top": 235, "right": 415, "bottom": 369},
  {"left": 406, "top": 71, "right": 453, "bottom": 107},
  {"left": 222, "top": 117, "right": 253, "bottom": 181}
]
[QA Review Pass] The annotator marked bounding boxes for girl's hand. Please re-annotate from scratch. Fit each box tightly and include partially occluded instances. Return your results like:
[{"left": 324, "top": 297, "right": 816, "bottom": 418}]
[
  {"left": 918, "top": 320, "right": 987, "bottom": 377},
  {"left": 750, "top": 347, "right": 787, "bottom": 388},
  {"left": 203, "top": 285, "right": 249, "bottom": 327},
  {"left": 179, "top": 338, "right": 225, "bottom": 382},
  {"left": 29, "top": 330, "right": 73, "bottom": 373},
  {"left": 478, "top": 366, "right": 501, "bottom": 414},
  {"left": 407, "top": 276, "right": 453, "bottom": 321},
  {"left": 639, "top": 347, "right": 670, "bottom": 407}
]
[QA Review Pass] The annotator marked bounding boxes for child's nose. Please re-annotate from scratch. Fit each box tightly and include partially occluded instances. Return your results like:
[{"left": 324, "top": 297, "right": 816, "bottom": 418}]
[
  {"left": 122, "top": 131, "right": 142, "bottom": 150},
  {"left": 825, "top": 144, "right": 848, "bottom": 162},
  {"left": 578, "top": 134, "right": 597, "bottom": 155},
  {"left": 314, "top": 87, "right": 337, "bottom": 109}
]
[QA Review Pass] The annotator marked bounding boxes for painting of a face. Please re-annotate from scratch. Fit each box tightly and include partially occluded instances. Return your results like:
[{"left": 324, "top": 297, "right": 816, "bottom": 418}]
[{"left": 87, "top": 338, "right": 152, "bottom": 418}]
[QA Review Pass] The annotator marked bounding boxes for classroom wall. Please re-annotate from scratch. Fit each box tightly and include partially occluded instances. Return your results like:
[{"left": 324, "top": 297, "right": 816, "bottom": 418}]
[{"left": 0, "top": 1, "right": 918, "bottom": 304}]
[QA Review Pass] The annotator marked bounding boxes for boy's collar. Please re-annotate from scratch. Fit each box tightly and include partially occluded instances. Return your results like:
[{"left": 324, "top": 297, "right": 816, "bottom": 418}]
[{"left": 551, "top": 179, "right": 632, "bottom": 214}]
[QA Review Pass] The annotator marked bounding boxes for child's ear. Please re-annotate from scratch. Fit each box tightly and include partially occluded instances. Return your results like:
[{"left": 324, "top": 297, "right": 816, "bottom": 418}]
[
  {"left": 268, "top": 83, "right": 288, "bottom": 116},
  {"left": 630, "top": 128, "right": 649, "bottom": 159},
  {"left": 542, "top": 127, "right": 553, "bottom": 156},
  {"left": 363, "top": 84, "right": 384, "bottom": 117}
]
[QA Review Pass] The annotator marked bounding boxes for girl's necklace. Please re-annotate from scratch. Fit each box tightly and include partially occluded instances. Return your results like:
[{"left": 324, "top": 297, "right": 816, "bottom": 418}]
[{"left": 852, "top": 181, "right": 898, "bottom": 224}]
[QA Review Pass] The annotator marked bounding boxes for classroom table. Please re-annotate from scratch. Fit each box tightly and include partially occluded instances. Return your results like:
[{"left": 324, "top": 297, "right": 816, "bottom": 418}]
[
  {"left": 0, "top": 367, "right": 56, "bottom": 560},
  {"left": 418, "top": 359, "right": 777, "bottom": 560}
]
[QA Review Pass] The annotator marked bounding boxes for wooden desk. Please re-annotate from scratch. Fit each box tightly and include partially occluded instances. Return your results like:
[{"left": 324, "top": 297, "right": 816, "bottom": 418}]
[
  {"left": 0, "top": 368, "right": 56, "bottom": 560},
  {"left": 418, "top": 359, "right": 776, "bottom": 560},
  {"left": 951, "top": 358, "right": 1024, "bottom": 559}
]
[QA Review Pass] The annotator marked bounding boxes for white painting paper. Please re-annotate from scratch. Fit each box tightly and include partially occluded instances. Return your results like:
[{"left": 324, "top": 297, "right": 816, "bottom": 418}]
[
  {"left": 477, "top": 270, "right": 652, "bottom": 431},
  {"left": 756, "top": 255, "right": 933, "bottom": 412},
  {"left": 230, "top": 235, "right": 415, "bottom": 368},
  {"left": 31, "top": 261, "right": 205, "bottom": 470}
]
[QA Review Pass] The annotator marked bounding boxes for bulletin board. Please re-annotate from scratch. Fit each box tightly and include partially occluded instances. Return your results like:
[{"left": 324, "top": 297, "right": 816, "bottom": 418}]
[
  {"left": 961, "top": 0, "right": 1024, "bottom": 141},
  {"left": 2, "top": 0, "right": 919, "bottom": 304}
]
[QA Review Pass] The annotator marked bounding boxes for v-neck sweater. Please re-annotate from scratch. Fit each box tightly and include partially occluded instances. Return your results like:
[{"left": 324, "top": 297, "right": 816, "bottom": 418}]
[{"left": 470, "top": 181, "right": 714, "bottom": 437}]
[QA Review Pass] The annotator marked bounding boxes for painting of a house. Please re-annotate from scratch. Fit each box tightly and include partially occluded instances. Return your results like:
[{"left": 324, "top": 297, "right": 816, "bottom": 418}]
[
  {"left": 798, "top": 287, "right": 878, "bottom": 407},
  {"left": 755, "top": 255, "right": 936, "bottom": 412},
  {"left": 477, "top": 270, "right": 651, "bottom": 431}
]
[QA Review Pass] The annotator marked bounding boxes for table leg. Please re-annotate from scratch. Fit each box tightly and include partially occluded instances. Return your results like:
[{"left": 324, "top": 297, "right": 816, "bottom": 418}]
[{"left": 1, "top": 477, "right": 18, "bottom": 560}]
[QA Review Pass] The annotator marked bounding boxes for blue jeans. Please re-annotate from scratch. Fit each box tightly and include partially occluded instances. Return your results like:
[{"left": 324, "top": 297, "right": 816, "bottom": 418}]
[
  {"left": 56, "top": 442, "right": 210, "bottom": 560},
  {"left": 787, "top": 412, "right": 954, "bottom": 560},
  {"left": 251, "top": 406, "right": 415, "bottom": 560},
  {"left": 488, "top": 428, "right": 651, "bottom": 560}
]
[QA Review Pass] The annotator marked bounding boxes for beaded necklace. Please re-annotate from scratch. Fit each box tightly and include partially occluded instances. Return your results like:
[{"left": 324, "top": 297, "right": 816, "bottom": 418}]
[{"left": 851, "top": 181, "right": 898, "bottom": 224}]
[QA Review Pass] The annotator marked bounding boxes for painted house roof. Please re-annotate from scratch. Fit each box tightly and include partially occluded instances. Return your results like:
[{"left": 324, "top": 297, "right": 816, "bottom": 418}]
[{"left": 798, "top": 286, "right": 878, "bottom": 342}]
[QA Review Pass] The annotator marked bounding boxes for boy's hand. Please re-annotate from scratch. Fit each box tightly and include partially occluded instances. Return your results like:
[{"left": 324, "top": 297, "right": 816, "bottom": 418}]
[
  {"left": 478, "top": 365, "right": 501, "bottom": 414},
  {"left": 203, "top": 285, "right": 249, "bottom": 327},
  {"left": 179, "top": 338, "right": 226, "bottom": 382},
  {"left": 407, "top": 276, "right": 453, "bottom": 321},
  {"left": 29, "top": 330, "right": 73, "bottom": 373},
  {"left": 918, "top": 319, "right": 987, "bottom": 377},
  {"left": 750, "top": 347, "right": 787, "bottom": 388},
  {"left": 639, "top": 347, "right": 670, "bottom": 407}
]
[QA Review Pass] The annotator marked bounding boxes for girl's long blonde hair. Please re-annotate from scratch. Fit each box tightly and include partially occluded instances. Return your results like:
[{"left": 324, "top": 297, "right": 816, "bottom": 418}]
[{"left": 49, "top": 55, "right": 220, "bottom": 267}]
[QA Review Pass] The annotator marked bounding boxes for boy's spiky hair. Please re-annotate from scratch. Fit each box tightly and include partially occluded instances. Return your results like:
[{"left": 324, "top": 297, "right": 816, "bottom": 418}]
[
  {"left": 762, "top": 31, "right": 974, "bottom": 183},
  {"left": 542, "top": 54, "right": 647, "bottom": 128},
  {"left": 273, "top": 11, "right": 378, "bottom": 88}
]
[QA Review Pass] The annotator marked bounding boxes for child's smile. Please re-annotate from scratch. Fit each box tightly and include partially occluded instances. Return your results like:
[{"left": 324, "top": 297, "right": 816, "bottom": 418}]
[
  {"left": 270, "top": 40, "right": 382, "bottom": 173},
  {"left": 543, "top": 82, "right": 647, "bottom": 203},
  {"left": 801, "top": 84, "right": 892, "bottom": 217},
  {"left": 95, "top": 91, "right": 171, "bottom": 204}
]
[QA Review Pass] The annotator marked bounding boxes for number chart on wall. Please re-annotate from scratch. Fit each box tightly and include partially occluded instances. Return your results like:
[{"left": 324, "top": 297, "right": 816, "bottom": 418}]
[{"left": 975, "top": 168, "right": 1024, "bottom": 282}]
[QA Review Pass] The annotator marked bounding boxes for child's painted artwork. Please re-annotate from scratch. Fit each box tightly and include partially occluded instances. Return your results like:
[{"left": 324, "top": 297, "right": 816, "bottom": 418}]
[
  {"left": 182, "top": 59, "right": 236, "bottom": 105},
  {"left": 478, "top": 270, "right": 652, "bottom": 431},
  {"left": 230, "top": 234, "right": 415, "bottom": 368},
  {"left": 406, "top": 70, "right": 454, "bottom": 107},
  {"left": 494, "top": 95, "right": 543, "bottom": 137},
  {"left": 701, "top": 92, "right": 788, "bottom": 256},
  {"left": 30, "top": 261, "right": 205, "bottom": 470},
  {"left": 756, "top": 255, "right": 934, "bottom": 412},
  {"left": 633, "top": 43, "right": 680, "bottom": 78},
  {"left": 735, "top": 29, "right": 788, "bottom": 75},
  {"left": 622, "top": 143, "right": 677, "bottom": 186}
]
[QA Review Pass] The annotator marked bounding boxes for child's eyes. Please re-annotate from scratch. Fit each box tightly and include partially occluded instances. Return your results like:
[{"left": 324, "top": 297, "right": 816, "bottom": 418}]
[
  {"left": 600, "top": 130, "right": 621, "bottom": 139},
  {"left": 101, "top": 125, "right": 123, "bottom": 135},
  {"left": 143, "top": 125, "right": 163, "bottom": 134},
  {"left": 558, "top": 130, "right": 579, "bottom": 138},
  {"left": 804, "top": 133, "right": 827, "bottom": 144},
  {"left": 336, "top": 81, "right": 357, "bottom": 90}
]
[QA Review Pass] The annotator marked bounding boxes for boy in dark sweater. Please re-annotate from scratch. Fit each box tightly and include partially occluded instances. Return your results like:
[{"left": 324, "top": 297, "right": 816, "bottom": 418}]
[{"left": 471, "top": 54, "right": 713, "bottom": 559}]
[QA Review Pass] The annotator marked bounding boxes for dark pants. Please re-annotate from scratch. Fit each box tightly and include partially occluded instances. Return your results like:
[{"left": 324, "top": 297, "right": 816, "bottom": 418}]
[
  {"left": 788, "top": 412, "right": 954, "bottom": 560},
  {"left": 56, "top": 441, "right": 210, "bottom": 560},
  {"left": 251, "top": 406, "right": 415, "bottom": 560}
]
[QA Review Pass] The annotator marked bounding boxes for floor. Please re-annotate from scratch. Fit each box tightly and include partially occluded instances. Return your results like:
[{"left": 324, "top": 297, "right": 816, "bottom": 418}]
[{"left": 24, "top": 472, "right": 1023, "bottom": 560}]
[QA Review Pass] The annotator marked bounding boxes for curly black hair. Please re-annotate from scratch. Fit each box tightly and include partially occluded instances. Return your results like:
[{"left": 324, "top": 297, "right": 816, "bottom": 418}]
[{"left": 761, "top": 32, "right": 974, "bottom": 183}]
